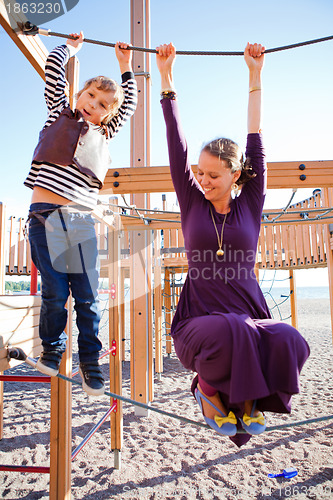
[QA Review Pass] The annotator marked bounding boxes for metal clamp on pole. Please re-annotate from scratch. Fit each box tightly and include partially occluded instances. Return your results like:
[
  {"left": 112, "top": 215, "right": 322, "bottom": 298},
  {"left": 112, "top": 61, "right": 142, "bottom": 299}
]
[
  {"left": 134, "top": 72, "right": 151, "bottom": 78},
  {"left": 19, "top": 21, "right": 50, "bottom": 37},
  {"left": 7, "top": 346, "right": 37, "bottom": 369}
]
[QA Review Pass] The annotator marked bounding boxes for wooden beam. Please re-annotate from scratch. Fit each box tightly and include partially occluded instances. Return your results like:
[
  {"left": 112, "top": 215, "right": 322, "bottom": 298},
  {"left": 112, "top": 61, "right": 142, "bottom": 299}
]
[
  {"left": 0, "top": 0, "right": 48, "bottom": 79},
  {"left": 129, "top": 0, "right": 153, "bottom": 418},
  {"left": 102, "top": 160, "right": 333, "bottom": 195}
]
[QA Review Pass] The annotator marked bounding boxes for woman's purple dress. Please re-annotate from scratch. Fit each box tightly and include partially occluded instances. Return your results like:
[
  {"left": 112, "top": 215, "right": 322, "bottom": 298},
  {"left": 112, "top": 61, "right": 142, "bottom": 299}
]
[{"left": 161, "top": 98, "right": 310, "bottom": 446}]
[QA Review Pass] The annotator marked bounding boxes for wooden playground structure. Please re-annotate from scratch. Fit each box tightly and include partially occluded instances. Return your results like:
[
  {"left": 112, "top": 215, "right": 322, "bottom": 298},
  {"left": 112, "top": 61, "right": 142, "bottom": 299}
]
[{"left": 1, "top": 1, "right": 333, "bottom": 499}]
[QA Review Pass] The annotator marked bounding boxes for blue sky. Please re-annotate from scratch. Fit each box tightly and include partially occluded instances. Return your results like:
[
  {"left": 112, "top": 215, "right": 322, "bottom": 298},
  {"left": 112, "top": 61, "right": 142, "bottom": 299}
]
[{"left": 1, "top": 0, "right": 332, "bottom": 286}]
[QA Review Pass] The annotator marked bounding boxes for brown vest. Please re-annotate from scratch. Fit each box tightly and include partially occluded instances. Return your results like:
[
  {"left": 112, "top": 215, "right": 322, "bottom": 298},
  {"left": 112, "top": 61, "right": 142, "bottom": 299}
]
[{"left": 32, "top": 107, "right": 111, "bottom": 188}]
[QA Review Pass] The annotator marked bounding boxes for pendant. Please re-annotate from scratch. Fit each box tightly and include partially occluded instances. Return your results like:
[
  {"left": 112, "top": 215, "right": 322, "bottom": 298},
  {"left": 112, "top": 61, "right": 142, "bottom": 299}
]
[{"left": 216, "top": 249, "right": 224, "bottom": 257}]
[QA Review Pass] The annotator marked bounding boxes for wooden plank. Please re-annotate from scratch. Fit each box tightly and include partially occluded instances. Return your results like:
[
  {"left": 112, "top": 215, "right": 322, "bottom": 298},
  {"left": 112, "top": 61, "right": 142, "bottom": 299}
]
[
  {"left": 102, "top": 161, "right": 333, "bottom": 194},
  {"left": 8, "top": 216, "right": 15, "bottom": 275},
  {"left": 119, "top": 268, "right": 126, "bottom": 362},
  {"left": 26, "top": 237, "right": 32, "bottom": 274},
  {"left": 178, "top": 228, "right": 185, "bottom": 252},
  {"left": 0, "top": 294, "right": 41, "bottom": 310},
  {"left": 288, "top": 225, "right": 298, "bottom": 267},
  {"left": 146, "top": 229, "right": 154, "bottom": 403},
  {"left": 163, "top": 228, "right": 170, "bottom": 255},
  {"left": 317, "top": 223, "right": 326, "bottom": 265},
  {"left": 266, "top": 225, "right": 274, "bottom": 268},
  {"left": 153, "top": 230, "right": 163, "bottom": 375},
  {"left": 0, "top": 304, "right": 41, "bottom": 322},
  {"left": 301, "top": 201, "right": 312, "bottom": 265},
  {"left": 17, "top": 218, "right": 25, "bottom": 274},
  {"left": 259, "top": 226, "right": 267, "bottom": 268},
  {"left": 130, "top": 229, "right": 150, "bottom": 410},
  {"left": 295, "top": 208, "right": 305, "bottom": 266},
  {"left": 309, "top": 197, "right": 320, "bottom": 265},
  {"left": 170, "top": 228, "right": 178, "bottom": 259},
  {"left": 162, "top": 257, "right": 188, "bottom": 267},
  {"left": 1, "top": 325, "right": 40, "bottom": 347},
  {"left": 121, "top": 218, "right": 182, "bottom": 230},
  {"left": 1, "top": 311, "right": 40, "bottom": 336},
  {"left": 164, "top": 268, "right": 172, "bottom": 355},
  {"left": 275, "top": 226, "right": 283, "bottom": 268},
  {"left": 0, "top": 0, "right": 48, "bottom": 80}
]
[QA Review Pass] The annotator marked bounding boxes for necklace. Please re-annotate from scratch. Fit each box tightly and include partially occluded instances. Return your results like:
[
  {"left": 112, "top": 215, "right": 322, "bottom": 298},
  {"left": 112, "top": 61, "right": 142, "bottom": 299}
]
[{"left": 209, "top": 205, "right": 227, "bottom": 257}]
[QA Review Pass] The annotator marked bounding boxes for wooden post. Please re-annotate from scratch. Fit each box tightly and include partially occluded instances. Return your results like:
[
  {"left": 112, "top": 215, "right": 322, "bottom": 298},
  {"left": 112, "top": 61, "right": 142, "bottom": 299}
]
[
  {"left": 322, "top": 188, "right": 333, "bottom": 339},
  {"left": 130, "top": 0, "right": 153, "bottom": 415},
  {"left": 154, "top": 230, "right": 163, "bottom": 378},
  {"left": 8, "top": 216, "right": 15, "bottom": 275},
  {"left": 120, "top": 267, "right": 126, "bottom": 362},
  {"left": 108, "top": 203, "right": 123, "bottom": 468},
  {"left": 0, "top": 1, "right": 48, "bottom": 79},
  {"left": 164, "top": 267, "right": 172, "bottom": 355},
  {"left": 49, "top": 297, "right": 73, "bottom": 500},
  {"left": 289, "top": 269, "right": 298, "bottom": 329}
]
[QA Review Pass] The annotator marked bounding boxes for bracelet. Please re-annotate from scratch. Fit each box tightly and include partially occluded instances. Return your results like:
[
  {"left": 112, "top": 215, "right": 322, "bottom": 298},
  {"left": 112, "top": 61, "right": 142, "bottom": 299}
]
[
  {"left": 249, "top": 86, "right": 261, "bottom": 93},
  {"left": 161, "top": 90, "right": 177, "bottom": 100}
]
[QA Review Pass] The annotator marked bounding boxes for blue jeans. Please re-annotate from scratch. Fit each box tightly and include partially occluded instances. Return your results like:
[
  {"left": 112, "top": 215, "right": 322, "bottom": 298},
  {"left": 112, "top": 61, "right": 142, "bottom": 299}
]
[{"left": 28, "top": 202, "right": 102, "bottom": 362}]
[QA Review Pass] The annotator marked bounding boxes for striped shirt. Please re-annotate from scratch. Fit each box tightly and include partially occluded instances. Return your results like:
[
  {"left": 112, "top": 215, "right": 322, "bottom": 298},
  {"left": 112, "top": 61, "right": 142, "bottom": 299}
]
[{"left": 24, "top": 45, "right": 137, "bottom": 208}]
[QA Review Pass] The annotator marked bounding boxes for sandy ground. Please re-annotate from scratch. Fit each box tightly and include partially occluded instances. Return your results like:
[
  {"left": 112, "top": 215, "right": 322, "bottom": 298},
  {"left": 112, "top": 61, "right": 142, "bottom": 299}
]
[{"left": 0, "top": 297, "right": 332, "bottom": 499}]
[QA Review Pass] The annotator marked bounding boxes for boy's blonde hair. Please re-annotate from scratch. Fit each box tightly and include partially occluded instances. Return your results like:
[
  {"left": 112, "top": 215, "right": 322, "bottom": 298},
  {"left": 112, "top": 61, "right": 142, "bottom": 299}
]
[{"left": 76, "top": 76, "right": 124, "bottom": 125}]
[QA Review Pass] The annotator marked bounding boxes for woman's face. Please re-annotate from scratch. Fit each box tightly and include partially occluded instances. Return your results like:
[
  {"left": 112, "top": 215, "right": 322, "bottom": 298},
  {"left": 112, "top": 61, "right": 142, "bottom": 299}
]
[{"left": 197, "top": 150, "right": 240, "bottom": 204}]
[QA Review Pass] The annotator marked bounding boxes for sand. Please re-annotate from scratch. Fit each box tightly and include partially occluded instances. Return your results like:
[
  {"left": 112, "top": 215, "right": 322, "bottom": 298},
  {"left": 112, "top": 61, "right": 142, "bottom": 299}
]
[{"left": 1, "top": 297, "right": 333, "bottom": 499}]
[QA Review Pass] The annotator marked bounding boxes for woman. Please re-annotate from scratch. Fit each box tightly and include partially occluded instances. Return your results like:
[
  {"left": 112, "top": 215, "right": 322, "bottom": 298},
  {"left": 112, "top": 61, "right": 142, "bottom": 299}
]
[{"left": 156, "top": 42, "right": 310, "bottom": 446}]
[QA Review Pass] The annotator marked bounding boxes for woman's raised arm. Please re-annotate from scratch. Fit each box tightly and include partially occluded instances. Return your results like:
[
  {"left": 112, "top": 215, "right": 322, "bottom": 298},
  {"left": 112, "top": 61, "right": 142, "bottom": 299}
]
[{"left": 244, "top": 42, "right": 265, "bottom": 134}]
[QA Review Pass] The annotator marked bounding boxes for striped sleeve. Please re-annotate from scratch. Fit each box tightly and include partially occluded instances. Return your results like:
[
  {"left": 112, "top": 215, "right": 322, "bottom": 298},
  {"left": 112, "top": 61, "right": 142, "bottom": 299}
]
[
  {"left": 106, "top": 72, "right": 138, "bottom": 138},
  {"left": 44, "top": 45, "right": 70, "bottom": 126}
]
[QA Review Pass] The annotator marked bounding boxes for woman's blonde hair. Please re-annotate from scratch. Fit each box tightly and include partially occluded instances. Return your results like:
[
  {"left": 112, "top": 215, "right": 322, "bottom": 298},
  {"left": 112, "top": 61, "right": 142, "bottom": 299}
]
[{"left": 76, "top": 76, "right": 124, "bottom": 125}]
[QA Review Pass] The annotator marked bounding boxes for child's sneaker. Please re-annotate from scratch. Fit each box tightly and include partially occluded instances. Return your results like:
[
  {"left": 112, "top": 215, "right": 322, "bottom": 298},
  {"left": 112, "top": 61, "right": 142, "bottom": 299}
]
[
  {"left": 79, "top": 361, "right": 105, "bottom": 396},
  {"left": 36, "top": 350, "right": 63, "bottom": 376}
]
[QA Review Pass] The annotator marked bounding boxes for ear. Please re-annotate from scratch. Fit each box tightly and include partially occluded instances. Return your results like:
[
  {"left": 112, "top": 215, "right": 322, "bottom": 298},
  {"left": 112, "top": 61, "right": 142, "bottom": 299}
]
[{"left": 233, "top": 170, "right": 241, "bottom": 183}]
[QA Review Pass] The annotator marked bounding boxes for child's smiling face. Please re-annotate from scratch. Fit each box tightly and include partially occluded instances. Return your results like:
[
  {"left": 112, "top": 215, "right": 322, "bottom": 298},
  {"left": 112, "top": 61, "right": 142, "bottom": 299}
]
[{"left": 76, "top": 82, "right": 115, "bottom": 125}]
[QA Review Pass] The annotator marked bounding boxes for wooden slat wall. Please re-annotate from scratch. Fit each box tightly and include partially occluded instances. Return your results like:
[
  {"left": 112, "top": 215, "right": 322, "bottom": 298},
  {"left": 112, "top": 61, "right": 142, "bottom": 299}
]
[
  {"left": 5, "top": 215, "right": 31, "bottom": 276},
  {"left": 0, "top": 295, "right": 42, "bottom": 371}
]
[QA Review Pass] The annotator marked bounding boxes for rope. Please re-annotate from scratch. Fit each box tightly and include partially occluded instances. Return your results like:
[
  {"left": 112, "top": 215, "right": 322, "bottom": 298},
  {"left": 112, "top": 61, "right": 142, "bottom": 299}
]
[
  {"left": 22, "top": 23, "right": 333, "bottom": 56},
  {"left": 8, "top": 349, "right": 333, "bottom": 434},
  {"left": 97, "top": 202, "right": 333, "bottom": 227},
  {"left": 55, "top": 371, "right": 333, "bottom": 434},
  {"left": 260, "top": 270, "right": 293, "bottom": 321}
]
